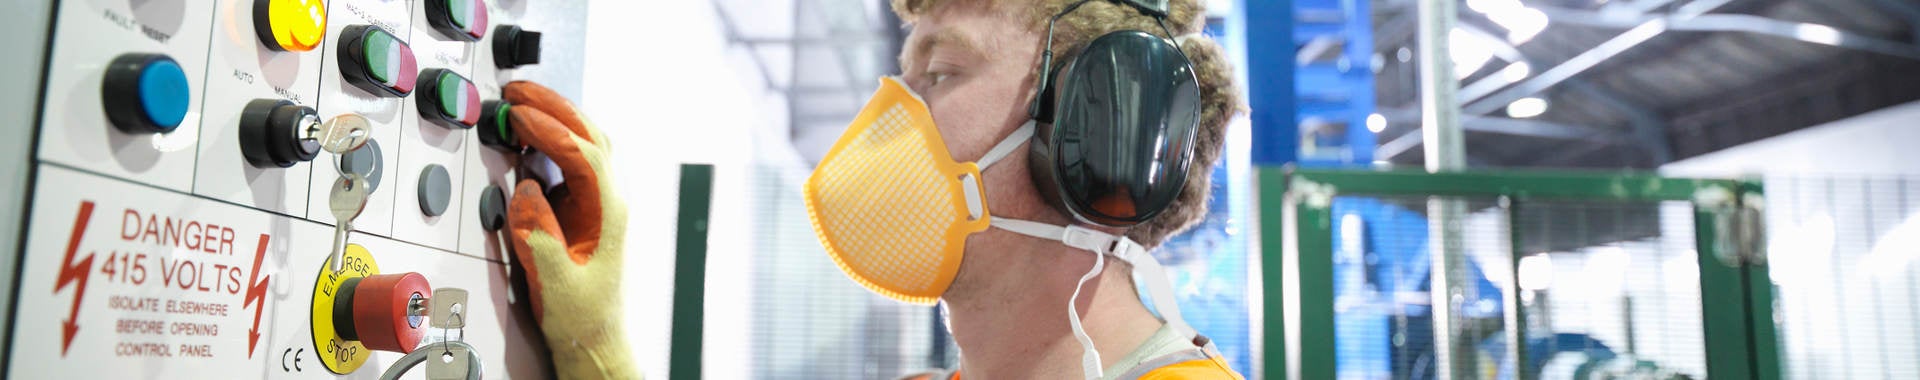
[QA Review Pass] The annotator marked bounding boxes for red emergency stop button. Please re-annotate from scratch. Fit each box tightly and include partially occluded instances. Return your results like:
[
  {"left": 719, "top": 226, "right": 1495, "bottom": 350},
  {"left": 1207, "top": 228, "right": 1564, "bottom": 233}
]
[{"left": 333, "top": 272, "right": 430, "bottom": 353}]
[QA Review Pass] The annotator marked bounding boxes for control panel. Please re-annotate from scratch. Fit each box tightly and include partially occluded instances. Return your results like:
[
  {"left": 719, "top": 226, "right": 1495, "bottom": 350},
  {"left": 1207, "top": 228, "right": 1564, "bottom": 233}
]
[{"left": 12, "top": 0, "right": 582, "bottom": 377}]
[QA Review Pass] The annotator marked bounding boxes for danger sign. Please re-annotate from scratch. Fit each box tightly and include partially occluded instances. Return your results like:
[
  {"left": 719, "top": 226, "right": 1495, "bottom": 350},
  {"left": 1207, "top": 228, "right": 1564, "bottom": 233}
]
[{"left": 11, "top": 166, "right": 281, "bottom": 377}]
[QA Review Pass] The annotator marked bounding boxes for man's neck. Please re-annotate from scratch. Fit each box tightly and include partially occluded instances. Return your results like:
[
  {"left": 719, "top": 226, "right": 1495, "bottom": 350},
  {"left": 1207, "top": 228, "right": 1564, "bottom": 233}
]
[{"left": 943, "top": 260, "right": 1166, "bottom": 379}]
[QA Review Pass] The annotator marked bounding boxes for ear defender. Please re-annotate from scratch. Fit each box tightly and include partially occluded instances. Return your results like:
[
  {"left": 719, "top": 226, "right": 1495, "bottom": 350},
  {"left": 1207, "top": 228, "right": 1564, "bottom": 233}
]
[{"left": 1026, "top": 0, "right": 1203, "bottom": 227}]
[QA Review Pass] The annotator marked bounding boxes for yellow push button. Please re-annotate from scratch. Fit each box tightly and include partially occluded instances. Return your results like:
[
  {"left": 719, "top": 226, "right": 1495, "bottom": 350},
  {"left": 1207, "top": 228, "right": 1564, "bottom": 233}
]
[{"left": 254, "top": 0, "right": 327, "bottom": 52}]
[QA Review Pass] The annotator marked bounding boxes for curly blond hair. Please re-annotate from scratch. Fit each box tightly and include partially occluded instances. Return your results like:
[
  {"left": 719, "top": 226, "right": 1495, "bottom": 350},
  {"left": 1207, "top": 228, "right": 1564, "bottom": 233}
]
[{"left": 892, "top": 0, "right": 1241, "bottom": 248}]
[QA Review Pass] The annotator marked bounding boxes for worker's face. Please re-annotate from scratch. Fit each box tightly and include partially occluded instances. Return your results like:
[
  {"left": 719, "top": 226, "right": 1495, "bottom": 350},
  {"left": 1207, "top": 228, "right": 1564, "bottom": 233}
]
[
  {"left": 896, "top": 2, "right": 1080, "bottom": 294},
  {"left": 897, "top": 3, "right": 1055, "bottom": 222}
]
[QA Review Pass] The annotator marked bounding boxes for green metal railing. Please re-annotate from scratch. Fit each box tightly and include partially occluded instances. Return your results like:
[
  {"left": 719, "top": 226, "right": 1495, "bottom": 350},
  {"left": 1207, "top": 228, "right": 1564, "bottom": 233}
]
[
  {"left": 670, "top": 164, "right": 715, "bottom": 380},
  {"left": 1258, "top": 167, "right": 1779, "bottom": 379}
]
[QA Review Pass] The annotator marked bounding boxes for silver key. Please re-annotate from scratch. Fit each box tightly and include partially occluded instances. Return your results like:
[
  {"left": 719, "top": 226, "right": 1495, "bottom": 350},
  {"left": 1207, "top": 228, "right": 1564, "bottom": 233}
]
[
  {"left": 313, "top": 113, "right": 373, "bottom": 155},
  {"left": 430, "top": 288, "right": 469, "bottom": 329},
  {"left": 329, "top": 173, "right": 370, "bottom": 272},
  {"left": 424, "top": 342, "right": 479, "bottom": 380}
]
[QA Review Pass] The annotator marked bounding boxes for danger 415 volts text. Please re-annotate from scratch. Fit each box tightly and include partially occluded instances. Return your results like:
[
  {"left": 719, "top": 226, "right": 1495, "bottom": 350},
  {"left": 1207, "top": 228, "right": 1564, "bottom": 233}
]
[{"left": 98, "top": 209, "right": 251, "bottom": 295}]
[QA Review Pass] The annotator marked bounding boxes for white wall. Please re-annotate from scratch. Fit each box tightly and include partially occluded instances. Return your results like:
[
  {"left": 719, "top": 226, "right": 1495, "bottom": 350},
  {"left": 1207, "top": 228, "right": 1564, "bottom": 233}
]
[
  {"left": 580, "top": 1, "right": 792, "bottom": 378},
  {"left": 1661, "top": 100, "right": 1920, "bottom": 177},
  {"left": 1663, "top": 101, "right": 1920, "bottom": 379}
]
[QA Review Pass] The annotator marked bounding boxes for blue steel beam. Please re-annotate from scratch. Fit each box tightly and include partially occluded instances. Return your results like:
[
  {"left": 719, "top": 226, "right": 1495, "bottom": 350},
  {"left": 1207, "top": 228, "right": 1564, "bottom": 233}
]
[{"left": 1245, "top": 0, "right": 1297, "bottom": 166}]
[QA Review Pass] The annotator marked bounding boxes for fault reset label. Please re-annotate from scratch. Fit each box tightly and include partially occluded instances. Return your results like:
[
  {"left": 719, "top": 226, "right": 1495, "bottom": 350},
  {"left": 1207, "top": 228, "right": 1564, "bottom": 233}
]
[{"left": 11, "top": 166, "right": 281, "bottom": 376}]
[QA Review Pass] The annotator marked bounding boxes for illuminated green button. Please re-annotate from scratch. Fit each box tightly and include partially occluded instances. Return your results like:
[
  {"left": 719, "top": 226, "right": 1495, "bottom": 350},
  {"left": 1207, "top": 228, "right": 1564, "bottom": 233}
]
[
  {"left": 426, "top": 0, "right": 488, "bottom": 42},
  {"left": 415, "top": 69, "right": 479, "bottom": 129},
  {"left": 340, "top": 25, "right": 418, "bottom": 97}
]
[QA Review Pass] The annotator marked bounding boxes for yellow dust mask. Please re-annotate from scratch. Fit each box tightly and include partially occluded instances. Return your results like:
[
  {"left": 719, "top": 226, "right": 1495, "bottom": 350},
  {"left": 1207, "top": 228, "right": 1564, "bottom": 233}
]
[
  {"left": 805, "top": 77, "right": 1203, "bottom": 380},
  {"left": 803, "top": 76, "right": 1006, "bottom": 305}
]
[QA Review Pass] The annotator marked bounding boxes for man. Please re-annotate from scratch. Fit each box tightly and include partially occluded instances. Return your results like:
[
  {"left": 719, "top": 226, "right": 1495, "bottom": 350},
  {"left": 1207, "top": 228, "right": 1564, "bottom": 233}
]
[{"left": 805, "top": 0, "right": 1243, "bottom": 378}]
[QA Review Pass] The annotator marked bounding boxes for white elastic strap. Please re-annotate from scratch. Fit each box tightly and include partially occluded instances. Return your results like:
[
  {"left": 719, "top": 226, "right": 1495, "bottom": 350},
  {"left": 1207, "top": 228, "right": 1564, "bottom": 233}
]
[
  {"left": 990, "top": 217, "right": 1201, "bottom": 378},
  {"left": 1067, "top": 241, "right": 1107, "bottom": 380},
  {"left": 974, "top": 120, "right": 1034, "bottom": 170}
]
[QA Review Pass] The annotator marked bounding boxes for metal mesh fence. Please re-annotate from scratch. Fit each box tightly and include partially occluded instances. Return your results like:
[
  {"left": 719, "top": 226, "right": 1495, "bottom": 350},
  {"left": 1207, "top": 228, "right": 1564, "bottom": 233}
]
[
  {"left": 743, "top": 164, "right": 948, "bottom": 379},
  {"left": 1765, "top": 175, "right": 1920, "bottom": 379},
  {"left": 1326, "top": 196, "right": 1708, "bottom": 379}
]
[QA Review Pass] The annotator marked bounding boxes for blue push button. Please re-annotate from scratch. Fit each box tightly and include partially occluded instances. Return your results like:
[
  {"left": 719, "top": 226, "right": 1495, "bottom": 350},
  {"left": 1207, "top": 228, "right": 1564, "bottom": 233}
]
[{"left": 104, "top": 53, "right": 191, "bottom": 133}]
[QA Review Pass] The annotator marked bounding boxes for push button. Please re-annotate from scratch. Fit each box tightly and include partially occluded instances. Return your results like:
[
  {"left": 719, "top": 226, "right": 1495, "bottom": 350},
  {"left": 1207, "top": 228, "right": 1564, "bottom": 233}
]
[
  {"left": 239, "top": 99, "right": 321, "bottom": 168},
  {"left": 254, "top": 0, "right": 328, "bottom": 52},
  {"left": 476, "top": 100, "right": 520, "bottom": 151},
  {"left": 426, "top": 0, "right": 489, "bottom": 42},
  {"left": 339, "top": 139, "right": 384, "bottom": 191},
  {"left": 478, "top": 185, "right": 507, "bottom": 231},
  {"left": 102, "top": 53, "right": 191, "bottom": 134},
  {"left": 332, "top": 272, "right": 429, "bottom": 353},
  {"left": 417, "top": 164, "right": 452, "bottom": 217},
  {"left": 339, "top": 25, "right": 417, "bottom": 97},
  {"left": 416, "top": 69, "right": 480, "bottom": 129},
  {"left": 491, "top": 25, "right": 541, "bottom": 69}
]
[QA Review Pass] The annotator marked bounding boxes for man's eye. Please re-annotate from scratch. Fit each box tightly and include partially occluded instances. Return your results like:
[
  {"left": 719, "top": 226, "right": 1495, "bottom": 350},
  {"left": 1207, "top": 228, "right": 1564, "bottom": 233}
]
[{"left": 928, "top": 72, "right": 952, "bottom": 88}]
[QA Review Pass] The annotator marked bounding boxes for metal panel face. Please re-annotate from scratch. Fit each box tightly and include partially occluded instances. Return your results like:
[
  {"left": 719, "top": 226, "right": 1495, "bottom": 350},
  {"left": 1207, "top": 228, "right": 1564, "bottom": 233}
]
[
  {"left": 10, "top": 165, "right": 545, "bottom": 378},
  {"left": 11, "top": 0, "right": 589, "bottom": 376},
  {"left": 190, "top": 0, "right": 328, "bottom": 216},
  {"left": 36, "top": 0, "right": 219, "bottom": 193}
]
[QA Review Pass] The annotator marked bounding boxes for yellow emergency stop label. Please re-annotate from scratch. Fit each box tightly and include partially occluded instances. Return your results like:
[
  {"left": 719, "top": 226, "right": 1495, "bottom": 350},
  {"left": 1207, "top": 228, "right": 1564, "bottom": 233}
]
[{"left": 310, "top": 245, "right": 377, "bottom": 374}]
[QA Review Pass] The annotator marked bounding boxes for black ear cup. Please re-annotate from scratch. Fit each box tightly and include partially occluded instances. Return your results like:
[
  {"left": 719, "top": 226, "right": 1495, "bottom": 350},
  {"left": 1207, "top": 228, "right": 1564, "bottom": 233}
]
[{"left": 1028, "top": 30, "right": 1202, "bottom": 227}]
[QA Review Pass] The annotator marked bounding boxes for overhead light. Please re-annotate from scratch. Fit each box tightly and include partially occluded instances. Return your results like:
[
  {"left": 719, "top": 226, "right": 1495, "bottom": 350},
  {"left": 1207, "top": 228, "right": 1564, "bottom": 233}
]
[
  {"left": 1518, "top": 254, "right": 1554, "bottom": 291},
  {"left": 1502, "top": 61, "right": 1531, "bottom": 82},
  {"left": 1506, "top": 97, "right": 1548, "bottom": 118},
  {"left": 1450, "top": 28, "right": 1494, "bottom": 78},
  {"left": 1502, "top": 7, "right": 1550, "bottom": 44},
  {"left": 1465, "top": 0, "right": 1511, "bottom": 14},
  {"left": 1465, "top": 0, "right": 1550, "bottom": 44},
  {"left": 1794, "top": 23, "right": 1843, "bottom": 46},
  {"left": 1366, "top": 113, "right": 1387, "bottom": 133}
]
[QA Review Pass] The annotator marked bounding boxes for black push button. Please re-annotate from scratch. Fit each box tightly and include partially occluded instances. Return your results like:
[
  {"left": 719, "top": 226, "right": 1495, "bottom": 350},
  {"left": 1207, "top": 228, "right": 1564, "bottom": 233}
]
[
  {"left": 491, "top": 25, "right": 541, "bottom": 69},
  {"left": 476, "top": 100, "right": 520, "bottom": 151}
]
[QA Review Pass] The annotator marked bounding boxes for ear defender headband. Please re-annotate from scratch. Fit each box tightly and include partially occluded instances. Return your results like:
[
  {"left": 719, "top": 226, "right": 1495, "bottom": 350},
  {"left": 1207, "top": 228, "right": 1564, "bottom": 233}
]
[{"left": 1026, "top": 0, "right": 1204, "bottom": 227}]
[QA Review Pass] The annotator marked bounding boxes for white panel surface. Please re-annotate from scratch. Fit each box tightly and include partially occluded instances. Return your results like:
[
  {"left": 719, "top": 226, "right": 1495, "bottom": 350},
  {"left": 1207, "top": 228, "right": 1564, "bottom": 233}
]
[
  {"left": 191, "top": 0, "right": 327, "bottom": 216},
  {"left": 36, "top": 0, "right": 218, "bottom": 193}
]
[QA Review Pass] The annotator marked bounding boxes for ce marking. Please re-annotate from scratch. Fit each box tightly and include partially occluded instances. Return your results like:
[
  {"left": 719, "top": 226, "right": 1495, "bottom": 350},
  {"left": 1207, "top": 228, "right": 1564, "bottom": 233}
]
[{"left": 281, "top": 347, "right": 304, "bottom": 372}]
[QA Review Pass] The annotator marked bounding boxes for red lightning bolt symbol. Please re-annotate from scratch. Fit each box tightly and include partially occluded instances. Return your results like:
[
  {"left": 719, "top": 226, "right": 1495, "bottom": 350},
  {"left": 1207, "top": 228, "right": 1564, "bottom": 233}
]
[
  {"left": 244, "top": 233, "right": 271, "bottom": 357},
  {"left": 54, "top": 201, "right": 96, "bottom": 356}
]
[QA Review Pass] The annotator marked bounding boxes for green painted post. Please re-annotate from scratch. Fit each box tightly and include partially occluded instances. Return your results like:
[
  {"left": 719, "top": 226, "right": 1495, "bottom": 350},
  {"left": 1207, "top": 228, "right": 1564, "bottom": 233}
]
[
  {"left": 1695, "top": 204, "right": 1753, "bottom": 380},
  {"left": 1295, "top": 202, "right": 1336, "bottom": 379},
  {"left": 1503, "top": 197, "right": 1532, "bottom": 380},
  {"left": 1740, "top": 184, "right": 1783, "bottom": 380},
  {"left": 1257, "top": 169, "right": 1290, "bottom": 379},
  {"left": 670, "top": 164, "right": 715, "bottom": 380}
]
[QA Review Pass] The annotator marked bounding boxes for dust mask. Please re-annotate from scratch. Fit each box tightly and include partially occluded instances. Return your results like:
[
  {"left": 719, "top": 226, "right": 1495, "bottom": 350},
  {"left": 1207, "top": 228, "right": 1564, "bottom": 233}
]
[{"left": 804, "top": 76, "right": 1197, "bottom": 380}]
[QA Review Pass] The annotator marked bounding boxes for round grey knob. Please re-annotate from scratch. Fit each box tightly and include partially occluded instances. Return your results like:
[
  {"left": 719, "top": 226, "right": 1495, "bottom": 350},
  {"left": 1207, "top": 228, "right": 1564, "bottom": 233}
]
[
  {"left": 478, "top": 185, "right": 507, "bottom": 231},
  {"left": 417, "top": 164, "right": 452, "bottom": 217}
]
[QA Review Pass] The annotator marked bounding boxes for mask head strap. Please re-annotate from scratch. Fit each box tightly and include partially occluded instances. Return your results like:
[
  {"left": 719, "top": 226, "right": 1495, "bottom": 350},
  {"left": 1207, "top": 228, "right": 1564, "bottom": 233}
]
[{"left": 989, "top": 218, "right": 1200, "bottom": 379}]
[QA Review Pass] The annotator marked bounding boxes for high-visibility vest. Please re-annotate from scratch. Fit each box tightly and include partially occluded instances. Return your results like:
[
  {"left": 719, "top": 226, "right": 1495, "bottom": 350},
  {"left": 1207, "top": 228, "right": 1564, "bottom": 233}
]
[{"left": 902, "top": 347, "right": 1243, "bottom": 380}]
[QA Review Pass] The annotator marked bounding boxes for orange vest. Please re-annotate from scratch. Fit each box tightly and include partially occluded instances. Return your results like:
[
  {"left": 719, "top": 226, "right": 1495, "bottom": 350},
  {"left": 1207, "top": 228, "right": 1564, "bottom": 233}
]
[{"left": 903, "top": 349, "right": 1243, "bottom": 380}]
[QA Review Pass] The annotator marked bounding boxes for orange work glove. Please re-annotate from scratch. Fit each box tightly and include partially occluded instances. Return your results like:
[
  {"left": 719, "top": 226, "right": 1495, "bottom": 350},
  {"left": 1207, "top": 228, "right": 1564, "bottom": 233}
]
[{"left": 503, "top": 81, "right": 638, "bottom": 379}]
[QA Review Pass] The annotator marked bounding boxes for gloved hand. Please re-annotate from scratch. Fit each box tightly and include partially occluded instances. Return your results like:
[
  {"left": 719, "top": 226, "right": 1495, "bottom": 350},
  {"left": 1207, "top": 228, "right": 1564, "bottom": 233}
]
[{"left": 503, "top": 81, "right": 638, "bottom": 379}]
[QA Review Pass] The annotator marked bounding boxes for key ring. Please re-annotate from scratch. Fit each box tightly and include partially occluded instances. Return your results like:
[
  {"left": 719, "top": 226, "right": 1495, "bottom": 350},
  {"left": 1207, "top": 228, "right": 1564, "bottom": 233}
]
[
  {"left": 441, "top": 311, "right": 465, "bottom": 355},
  {"left": 378, "top": 340, "right": 482, "bottom": 380}
]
